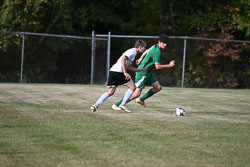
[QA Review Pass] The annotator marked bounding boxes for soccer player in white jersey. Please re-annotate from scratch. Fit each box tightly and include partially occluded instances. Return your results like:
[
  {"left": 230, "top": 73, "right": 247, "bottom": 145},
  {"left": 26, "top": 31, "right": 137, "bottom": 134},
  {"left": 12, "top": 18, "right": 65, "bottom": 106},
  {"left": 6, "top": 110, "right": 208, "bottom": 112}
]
[{"left": 90, "top": 40, "right": 147, "bottom": 112}]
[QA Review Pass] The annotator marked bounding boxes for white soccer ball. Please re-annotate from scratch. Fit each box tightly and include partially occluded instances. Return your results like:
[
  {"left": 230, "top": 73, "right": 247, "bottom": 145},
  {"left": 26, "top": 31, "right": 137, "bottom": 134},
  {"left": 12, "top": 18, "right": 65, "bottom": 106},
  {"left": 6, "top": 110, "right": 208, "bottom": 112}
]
[{"left": 174, "top": 107, "right": 186, "bottom": 116}]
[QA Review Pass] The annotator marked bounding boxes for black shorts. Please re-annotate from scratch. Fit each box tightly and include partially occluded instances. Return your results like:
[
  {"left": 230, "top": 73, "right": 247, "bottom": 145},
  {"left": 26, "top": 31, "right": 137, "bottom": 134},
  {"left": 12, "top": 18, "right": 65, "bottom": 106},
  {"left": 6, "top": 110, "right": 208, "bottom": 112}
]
[{"left": 107, "top": 71, "right": 130, "bottom": 87}]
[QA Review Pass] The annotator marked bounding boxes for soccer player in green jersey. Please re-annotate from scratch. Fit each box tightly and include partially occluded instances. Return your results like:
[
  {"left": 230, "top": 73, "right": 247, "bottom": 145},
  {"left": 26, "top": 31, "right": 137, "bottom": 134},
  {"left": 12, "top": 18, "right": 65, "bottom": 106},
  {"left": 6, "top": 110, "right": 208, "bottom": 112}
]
[
  {"left": 112, "top": 34, "right": 175, "bottom": 111},
  {"left": 90, "top": 40, "right": 147, "bottom": 113}
]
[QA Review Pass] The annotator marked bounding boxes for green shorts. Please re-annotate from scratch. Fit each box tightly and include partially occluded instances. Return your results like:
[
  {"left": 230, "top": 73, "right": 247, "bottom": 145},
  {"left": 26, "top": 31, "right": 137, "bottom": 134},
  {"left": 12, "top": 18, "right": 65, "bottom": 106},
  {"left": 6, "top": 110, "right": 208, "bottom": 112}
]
[{"left": 135, "top": 73, "right": 157, "bottom": 89}]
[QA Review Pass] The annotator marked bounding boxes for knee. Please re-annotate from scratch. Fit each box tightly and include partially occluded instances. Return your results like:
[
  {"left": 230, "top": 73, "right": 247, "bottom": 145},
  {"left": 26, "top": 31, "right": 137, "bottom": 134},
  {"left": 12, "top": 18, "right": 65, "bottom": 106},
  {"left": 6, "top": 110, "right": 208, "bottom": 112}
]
[
  {"left": 107, "top": 88, "right": 116, "bottom": 96},
  {"left": 108, "top": 92, "right": 114, "bottom": 96},
  {"left": 134, "top": 91, "right": 141, "bottom": 98},
  {"left": 130, "top": 85, "right": 136, "bottom": 91},
  {"left": 158, "top": 85, "right": 162, "bottom": 91},
  {"left": 153, "top": 85, "right": 162, "bottom": 92},
  {"left": 130, "top": 90, "right": 141, "bottom": 100}
]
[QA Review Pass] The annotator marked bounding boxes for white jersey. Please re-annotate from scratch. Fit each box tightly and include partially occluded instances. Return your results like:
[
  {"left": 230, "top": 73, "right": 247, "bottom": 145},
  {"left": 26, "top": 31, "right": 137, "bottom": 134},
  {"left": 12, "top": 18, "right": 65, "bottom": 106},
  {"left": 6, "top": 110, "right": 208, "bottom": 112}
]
[{"left": 110, "top": 48, "right": 137, "bottom": 73}]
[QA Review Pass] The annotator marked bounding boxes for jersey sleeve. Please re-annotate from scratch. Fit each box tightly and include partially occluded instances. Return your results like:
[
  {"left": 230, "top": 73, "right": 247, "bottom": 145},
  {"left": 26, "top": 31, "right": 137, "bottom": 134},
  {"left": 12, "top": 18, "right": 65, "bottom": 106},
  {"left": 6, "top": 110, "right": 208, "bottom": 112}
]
[
  {"left": 154, "top": 49, "right": 161, "bottom": 64},
  {"left": 123, "top": 48, "right": 136, "bottom": 62}
]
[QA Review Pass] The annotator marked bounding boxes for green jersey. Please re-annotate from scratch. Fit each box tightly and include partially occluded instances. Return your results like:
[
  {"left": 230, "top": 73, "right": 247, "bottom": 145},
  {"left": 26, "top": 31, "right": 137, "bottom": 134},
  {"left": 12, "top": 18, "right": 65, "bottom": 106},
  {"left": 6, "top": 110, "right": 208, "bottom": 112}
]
[{"left": 137, "top": 44, "right": 161, "bottom": 76}]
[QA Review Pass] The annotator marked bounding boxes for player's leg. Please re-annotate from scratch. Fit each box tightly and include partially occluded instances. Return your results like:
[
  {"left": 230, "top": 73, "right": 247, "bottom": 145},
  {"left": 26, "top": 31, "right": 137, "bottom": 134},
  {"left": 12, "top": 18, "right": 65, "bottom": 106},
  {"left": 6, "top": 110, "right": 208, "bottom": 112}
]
[
  {"left": 120, "top": 79, "right": 136, "bottom": 106},
  {"left": 91, "top": 71, "right": 122, "bottom": 112},
  {"left": 113, "top": 87, "right": 142, "bottom": 107},
  {"left": 91, "top": 87, "right": 116, "bottom": 112},
  {"left": 119, "top": 79, "right": 136, "bottom": 112},
  {"left": 130, "top": 87, "right": 142, "bottom": 101},
  {"left": 136, "top": 75, "right": 161, "bottom": 107},
  {"left": 95, "top": 87, "right": 116, "bottom": 107},
  {"left": 140, "top": 81, "right": 161, "bottom": 101},
  {"left": 151, "top": 81, "right": 162, "bottom": 93},
  {"left": 119, "top": 80, "right": 136, "bottom": 112},
  {"left": 113, "top": 74, "right": 146, "bottom": 109}
]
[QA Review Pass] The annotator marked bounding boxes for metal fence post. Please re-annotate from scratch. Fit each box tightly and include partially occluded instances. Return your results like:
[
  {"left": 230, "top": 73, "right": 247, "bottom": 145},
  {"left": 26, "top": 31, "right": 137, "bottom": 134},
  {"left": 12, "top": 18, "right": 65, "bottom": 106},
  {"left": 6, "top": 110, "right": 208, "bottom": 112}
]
[
  {"left": 91, "top": 31, "right": 96, "bottom": 84},
  {"left": 20, "top": 33, "right": 25, "bottom": 83},
  {"left": 106, "top": 32, "right": 111, "bottom": 82},
  {"left": 181, "top": 38, "right": 187, "bottom": 88}
]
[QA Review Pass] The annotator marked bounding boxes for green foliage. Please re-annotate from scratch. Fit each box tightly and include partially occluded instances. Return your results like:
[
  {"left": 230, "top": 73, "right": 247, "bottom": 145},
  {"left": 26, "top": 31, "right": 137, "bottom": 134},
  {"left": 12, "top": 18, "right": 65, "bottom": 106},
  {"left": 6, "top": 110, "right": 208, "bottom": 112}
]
[
  {"left": 231, "top": 0, "right": 250, "bottom": 38},
  {"left": 0, "top": 0, "right": 249, "bottom": 87},
  {"left": 1, "top": 0, "right": 248, "bottom": 37}
]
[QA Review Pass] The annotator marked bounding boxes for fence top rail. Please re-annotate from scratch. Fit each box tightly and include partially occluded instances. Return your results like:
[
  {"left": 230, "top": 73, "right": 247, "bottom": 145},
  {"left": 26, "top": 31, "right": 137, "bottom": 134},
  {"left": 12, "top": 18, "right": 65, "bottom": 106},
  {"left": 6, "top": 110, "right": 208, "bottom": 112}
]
[
  {"left": 96, "top": 34, "right": 250, "bottom": 43},
  {"left": 186, "top": 36, "right": 250, "bottom": 43},
  {"left": 96, "top": 34, "right": 158, "bottom": 39},
  {"left": 1, "top": 31, "right": 249, "bottom": 43},
  {"left": 0, "top": 31, "right": 107, "bottom": 41}
]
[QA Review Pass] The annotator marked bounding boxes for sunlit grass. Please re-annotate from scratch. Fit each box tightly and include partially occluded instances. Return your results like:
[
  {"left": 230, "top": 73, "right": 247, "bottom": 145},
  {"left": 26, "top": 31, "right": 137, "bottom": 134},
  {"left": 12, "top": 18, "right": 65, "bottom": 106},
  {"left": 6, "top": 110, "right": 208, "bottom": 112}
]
[{"left": 0, "top": 83, "right": 250, "bottom": 167}]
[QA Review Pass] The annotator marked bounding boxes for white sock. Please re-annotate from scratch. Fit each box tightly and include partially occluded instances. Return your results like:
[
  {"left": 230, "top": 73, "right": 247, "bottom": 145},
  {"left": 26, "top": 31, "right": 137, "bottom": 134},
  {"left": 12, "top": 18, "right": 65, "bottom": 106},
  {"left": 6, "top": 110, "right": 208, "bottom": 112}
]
[
  {"left": 95, "top": 92, "right": 109, "bottom": 107},
  {"left": 121, "top": 89, "right": 134, "bottom": 106}
]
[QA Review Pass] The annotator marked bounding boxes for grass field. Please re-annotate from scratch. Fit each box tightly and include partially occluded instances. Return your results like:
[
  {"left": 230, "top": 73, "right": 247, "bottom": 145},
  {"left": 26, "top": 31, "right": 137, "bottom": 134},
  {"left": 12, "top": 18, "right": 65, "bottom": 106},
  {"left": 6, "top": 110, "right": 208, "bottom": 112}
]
[{"left": 0, "top": 83, "right": 250, "bottom": 167}]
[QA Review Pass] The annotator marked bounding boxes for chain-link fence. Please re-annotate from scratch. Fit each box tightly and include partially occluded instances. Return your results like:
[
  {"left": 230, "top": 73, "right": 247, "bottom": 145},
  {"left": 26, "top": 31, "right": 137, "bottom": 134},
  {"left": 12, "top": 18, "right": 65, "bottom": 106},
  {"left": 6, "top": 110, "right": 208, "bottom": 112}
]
[
  {"left": 0, "top": 31, "right": 249, "bottom": 88},
  {"left": 0, "top": 32, "right": 107, "bottom": 84}
]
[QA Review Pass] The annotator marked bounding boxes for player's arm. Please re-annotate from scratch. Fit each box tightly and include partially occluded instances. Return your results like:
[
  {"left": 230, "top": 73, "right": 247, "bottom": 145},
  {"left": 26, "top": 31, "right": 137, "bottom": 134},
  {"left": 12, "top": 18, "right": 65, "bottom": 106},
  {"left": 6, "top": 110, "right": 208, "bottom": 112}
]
[
  {"left": 121, "top": 56, "right": 131, "bottom": 80},
  {"left": 136, "top": 49, "right": 149, "bottom": 65},
  {"left": 127, "top": 65, "right": 147, "bottom": 73},
  {"left": 155, "top": 60, "right": 175, "bottom": 70}
]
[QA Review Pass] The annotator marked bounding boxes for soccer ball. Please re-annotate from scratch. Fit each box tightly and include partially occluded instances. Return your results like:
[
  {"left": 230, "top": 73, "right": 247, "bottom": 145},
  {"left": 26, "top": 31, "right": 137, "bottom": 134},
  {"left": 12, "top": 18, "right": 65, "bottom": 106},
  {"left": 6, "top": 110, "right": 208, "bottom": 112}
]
[{"left": 174, "top": 107, "right": 186, "bottom": 116}]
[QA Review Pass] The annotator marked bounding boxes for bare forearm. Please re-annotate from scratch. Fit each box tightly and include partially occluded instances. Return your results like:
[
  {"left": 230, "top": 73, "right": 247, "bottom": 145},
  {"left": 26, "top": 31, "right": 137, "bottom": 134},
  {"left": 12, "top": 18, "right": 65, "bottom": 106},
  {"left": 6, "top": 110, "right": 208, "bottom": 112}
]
[
  {"left": 127, "top": 66, "right": 139, "bottom": 72},
  {"left": 127, "top": 66, "right": 147, "bottom": 73},
  {"left": 155, "top": 64, "right": 172, "bottom": 70},
  {"left": 136, "top": 49, "right": 149, "bottom": 65},
  {"left": 155, "top": 60, "right": 175, "bottom": 70},
  {"left": 140, "top": 49, "right": 148, "bottom": 59}
]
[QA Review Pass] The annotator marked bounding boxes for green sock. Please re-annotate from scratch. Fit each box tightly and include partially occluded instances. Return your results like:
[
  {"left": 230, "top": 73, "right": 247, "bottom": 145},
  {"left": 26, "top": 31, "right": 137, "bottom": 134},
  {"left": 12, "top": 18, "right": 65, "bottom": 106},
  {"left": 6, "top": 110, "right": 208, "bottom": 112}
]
[
  {"left": 115, "top": 99, "right": 131, "bottom": 106},
  {"left": 140, "top": 89, "right": 155, "bottom": 101}
]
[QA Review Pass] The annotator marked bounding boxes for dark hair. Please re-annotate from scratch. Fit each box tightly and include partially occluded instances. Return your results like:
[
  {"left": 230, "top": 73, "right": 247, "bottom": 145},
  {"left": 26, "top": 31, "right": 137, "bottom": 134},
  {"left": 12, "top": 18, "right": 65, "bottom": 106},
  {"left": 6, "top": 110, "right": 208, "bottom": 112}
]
[
  {"left": 134, "top": 39, "right": 146, "bottom": 48},
  {"left": 158, "top": 34, "right": 168, "bottom": 43}
]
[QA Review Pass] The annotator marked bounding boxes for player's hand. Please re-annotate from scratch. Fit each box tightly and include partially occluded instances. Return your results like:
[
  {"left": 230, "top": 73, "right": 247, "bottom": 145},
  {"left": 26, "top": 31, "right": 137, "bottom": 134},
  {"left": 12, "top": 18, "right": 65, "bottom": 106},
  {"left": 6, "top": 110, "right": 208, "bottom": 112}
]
[
  {"left": 136, "top": 58, "right": 142, "bottom": 65},
  {"left": 124, "top": 72, "right": 131, "bottom": 80},
  {"left": 169, "top": 60, "right": 175, "bottom": 67},
  {"left": 138, "top": 68, "right": 147, "bottom": 72}
]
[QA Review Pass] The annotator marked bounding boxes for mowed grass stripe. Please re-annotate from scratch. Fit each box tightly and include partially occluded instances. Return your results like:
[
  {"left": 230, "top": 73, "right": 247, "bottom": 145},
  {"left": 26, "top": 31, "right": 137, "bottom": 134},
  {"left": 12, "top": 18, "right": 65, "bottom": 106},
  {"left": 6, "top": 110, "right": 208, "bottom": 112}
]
[{"left": 0, "top": 83, "right": 250, "bottom": 167}]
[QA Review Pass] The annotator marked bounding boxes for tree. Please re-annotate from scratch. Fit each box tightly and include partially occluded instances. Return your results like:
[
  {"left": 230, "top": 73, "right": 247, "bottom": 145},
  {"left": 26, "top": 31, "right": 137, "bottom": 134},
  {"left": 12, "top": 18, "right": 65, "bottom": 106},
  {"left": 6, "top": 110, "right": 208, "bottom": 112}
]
[
  {"left": 0, "top": 0, "right": 249, "bottom": 87},
  {"left": 182, "top": 0, "right": 250, "bottom": 88}
]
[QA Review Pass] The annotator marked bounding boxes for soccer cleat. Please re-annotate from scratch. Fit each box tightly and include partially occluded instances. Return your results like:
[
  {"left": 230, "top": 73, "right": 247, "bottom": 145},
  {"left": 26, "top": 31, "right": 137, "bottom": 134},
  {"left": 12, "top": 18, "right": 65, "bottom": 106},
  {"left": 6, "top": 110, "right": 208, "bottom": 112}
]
[
  {"left": 112, "top": 104, "right": 121, "bottom": 111},
  {"left": 90, "top": 105, "right": 98, "bottom": 112},
  {"left": 119, "top": 105, "right": 132, "bottom": 113},
  {"left": 136, "top": 98, "right": 147, "bottom": 108}
]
